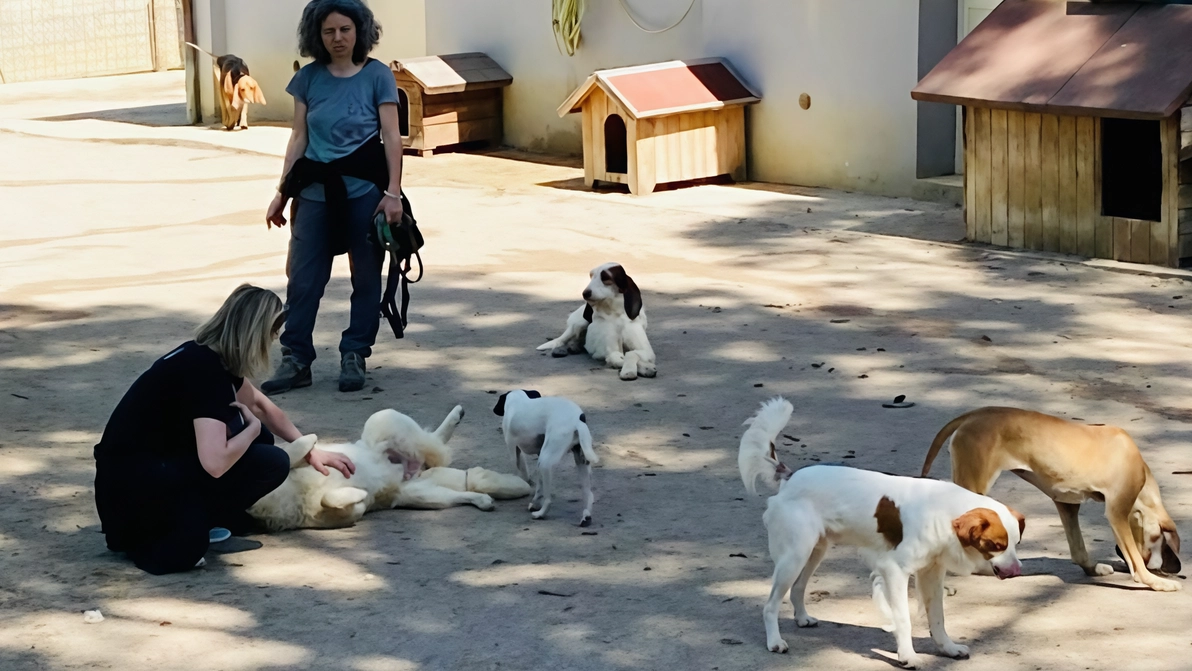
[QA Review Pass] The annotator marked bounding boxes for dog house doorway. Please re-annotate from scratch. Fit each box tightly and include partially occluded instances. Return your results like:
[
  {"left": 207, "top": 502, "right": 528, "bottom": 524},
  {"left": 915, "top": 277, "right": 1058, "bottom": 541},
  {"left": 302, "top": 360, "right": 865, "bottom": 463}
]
[
  {"left": 604, "top": 114, "right": 628, "bottom": 174},
  {"left": 397, "top": 88, "right": 411, "bottom": 137}
]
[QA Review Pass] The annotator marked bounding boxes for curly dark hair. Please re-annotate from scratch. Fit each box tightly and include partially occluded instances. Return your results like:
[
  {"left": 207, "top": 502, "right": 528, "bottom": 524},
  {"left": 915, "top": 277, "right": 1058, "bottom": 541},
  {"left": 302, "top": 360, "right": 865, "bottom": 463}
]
[{"left": 297, "top": 0, "right": 382, "bottom": 65}]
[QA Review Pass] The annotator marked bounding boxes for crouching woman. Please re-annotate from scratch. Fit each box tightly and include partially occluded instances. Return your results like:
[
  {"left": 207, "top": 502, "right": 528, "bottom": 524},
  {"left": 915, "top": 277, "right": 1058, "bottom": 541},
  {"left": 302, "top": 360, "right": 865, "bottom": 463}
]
[{"left": 93, "top": 284, "right": 354, "bottom": 574}]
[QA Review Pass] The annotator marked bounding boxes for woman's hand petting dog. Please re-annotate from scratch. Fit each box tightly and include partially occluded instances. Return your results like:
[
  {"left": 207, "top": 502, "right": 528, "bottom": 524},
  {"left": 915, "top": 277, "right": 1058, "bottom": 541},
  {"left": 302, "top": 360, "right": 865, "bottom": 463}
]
[
  {"left": 374, "top": 192, "right": 404, "bottom": 224},
  {"left": 306, "top": 447, "right": 356, "bottom": 478}
]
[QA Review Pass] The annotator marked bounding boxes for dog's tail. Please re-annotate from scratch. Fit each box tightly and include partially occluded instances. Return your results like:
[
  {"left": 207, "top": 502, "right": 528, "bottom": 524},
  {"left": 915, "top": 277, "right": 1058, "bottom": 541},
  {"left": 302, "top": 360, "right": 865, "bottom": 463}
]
[
  {"left": 576, "top": 421, "right": 599, "bottom": 465},
  {"left": 921, "top": 412, "right": 972, "bottom": 478},
  {"left": 184, "top": 41, "right": 217, "bottom": 60},
  {"left": 739, "top": 397, "right": 794, "bottom": 496}
]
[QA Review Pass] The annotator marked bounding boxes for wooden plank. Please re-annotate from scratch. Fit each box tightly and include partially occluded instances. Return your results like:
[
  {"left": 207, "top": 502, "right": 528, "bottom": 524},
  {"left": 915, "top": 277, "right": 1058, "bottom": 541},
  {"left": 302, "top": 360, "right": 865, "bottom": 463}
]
[
  {"left": 1041, "top": 114, "right": 1060, "bottom": 252},
  {"left": 592, "top": 90, "right": 607, "bottom": 180},
  {"left": 1058, "top": 115, "right": 1078, "bottom": 254},
  {"left": 417, "top": 88, "right": 495, "bottom": 107},
  {"left": 1131, "top": 219, "right": 1151, "bottom": 264},
  {"left": 1093, "top": 119, "right": 1113, "bottom": 259},
  {"left": 1113, "top": 217, "right": 1132, "bottom": 261},
  {"left": 634, "top": 120, "right": 656, "bottom": 195},
  {"left": 678, "top": 112, "right": 696, "bottom": 181},
  {"left": 1008, "top": 111, "right": 1026, "bottom": 248},
  {"left": 1165, "top": 115, "right": 1181, "bottom": 266},
  {"left": 626, "top": 112, "right": 640, "bottom": 194},
  {"left": 990, "top": 109, "right": 1009, "bottom": 247},
  {"left": 1023, "top": 113, "right": 1043, "bottom": 250},
  {"left": 697, "top": 111, "right": 713, "bottom": 177},
  {"left": 419, "top": 117, "right": 501, "bottom": 149},
  {"left": 965, "top": 108, "right": 976, "bottom": 242},
  {"left": 666, "top": 114, "right": 682, "bottom": 183},
  {"left": 420, "top": 95, "right": 501, "bottom": 126},
  {"left": 1076, "top": 116, "right": 1096, "bottom": 256},
  {"left": 972, "top": 107, "right": 993, "bottom": 243},
  {"left": 582, "top": 106, "right": 594, "bottom": 187}
]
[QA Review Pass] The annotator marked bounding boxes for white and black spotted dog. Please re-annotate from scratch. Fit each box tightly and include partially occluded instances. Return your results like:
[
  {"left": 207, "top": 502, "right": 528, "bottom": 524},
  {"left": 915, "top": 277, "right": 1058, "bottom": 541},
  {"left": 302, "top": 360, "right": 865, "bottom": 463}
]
[
  {"left": 537, "top": 262, "right": 657, "bottom": 381},
  {"left": 493, "top": 390, "right": 598, "bottom": 526}
]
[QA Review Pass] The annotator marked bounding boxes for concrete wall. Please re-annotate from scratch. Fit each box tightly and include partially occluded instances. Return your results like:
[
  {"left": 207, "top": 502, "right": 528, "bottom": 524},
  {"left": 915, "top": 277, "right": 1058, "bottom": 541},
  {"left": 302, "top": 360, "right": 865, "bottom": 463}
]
[
  {"left": 424, "top": 0, "right": 928, "bottom": 196},
  {"left": 190, "top": 0, "right": 425, "bottom": 124}
]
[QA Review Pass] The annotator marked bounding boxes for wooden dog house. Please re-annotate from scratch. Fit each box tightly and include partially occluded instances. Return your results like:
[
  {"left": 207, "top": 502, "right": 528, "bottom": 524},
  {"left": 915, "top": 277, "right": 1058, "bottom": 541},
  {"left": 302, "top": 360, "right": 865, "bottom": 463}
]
[
  {"left": 558, "top": 59, "right": 761, "bottom": 195},
  {"left": 390, "top": 53, "right": 512, "bottom": 156},
  {"left": 913, "top": 0, "right": 1192, "bottom": 268}
]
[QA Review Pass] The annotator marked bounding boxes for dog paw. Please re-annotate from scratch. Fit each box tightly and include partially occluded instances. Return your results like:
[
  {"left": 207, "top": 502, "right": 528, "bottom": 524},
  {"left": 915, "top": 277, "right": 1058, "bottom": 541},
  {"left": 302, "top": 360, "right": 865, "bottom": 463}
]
[
  {"left": 638, "top": 365, "right": 657, "bottom": 378},
  {"left": 1091, "top": 563, "right": 1114, "bottom": 577},
  {"left": 794, "top": 615, "right": 818, "bottom": 628},
  {"left": 551, "top": 346, "right": 570, "bottom": 358},
  {"left": 944, "top": 585, "right": 958, "bottom": 596},
  {"left": 531, "top": 509, "right": 547, "bottom": 520},
  {"left": 474, "top": 494, "right": 495, "bottom": 511},
  {"left": 1146, "top": 577, "right": 1182, "bottom": 592},
  {"left": 579, "top": 515, "right": 592, "bottom": 527},
  {"left": 898, "top": 653, "right": 925, "bottom": 669},
  {"left": 767, "top": 638, "right": 789, "bottom": 653},
  {"left": 527, "top": 501, "right": 540, "bottom": 512},
  {"left": 619, "top": 371, "right": 639, "bottom": 381},
  {"left": 938, "top": 642, "right": 969, "bottom": 659}
]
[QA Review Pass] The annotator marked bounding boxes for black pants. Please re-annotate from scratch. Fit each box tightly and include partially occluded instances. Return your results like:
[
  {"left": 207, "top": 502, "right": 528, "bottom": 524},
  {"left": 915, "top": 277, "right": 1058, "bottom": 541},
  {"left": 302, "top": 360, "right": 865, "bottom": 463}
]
[{"left": 95, "top": 427, "right": 289, "bottom": 575}]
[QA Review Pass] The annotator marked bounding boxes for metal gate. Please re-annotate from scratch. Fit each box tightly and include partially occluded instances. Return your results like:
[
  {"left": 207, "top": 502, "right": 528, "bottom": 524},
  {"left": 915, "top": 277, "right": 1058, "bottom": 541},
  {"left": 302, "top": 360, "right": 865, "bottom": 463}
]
[{"left": 0, "top": 0, "right": 182, "bottom": 84}]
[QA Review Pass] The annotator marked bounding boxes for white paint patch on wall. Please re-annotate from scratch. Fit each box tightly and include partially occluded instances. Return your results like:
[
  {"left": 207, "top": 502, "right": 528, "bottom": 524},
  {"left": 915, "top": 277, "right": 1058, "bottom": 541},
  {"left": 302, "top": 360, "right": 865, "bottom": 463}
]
[{"left": 424, "top": 0, "right": 923, "bottom": 196}]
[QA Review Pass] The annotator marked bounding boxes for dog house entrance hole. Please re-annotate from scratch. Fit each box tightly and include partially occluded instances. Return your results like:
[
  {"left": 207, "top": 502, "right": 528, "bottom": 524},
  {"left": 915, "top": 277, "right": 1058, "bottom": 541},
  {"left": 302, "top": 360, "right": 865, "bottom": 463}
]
[
  {"left": 604, "top": 114, "right": 628, "bottom": 174},
  {"left": 397, "top": 88, "right": 410, "bottom": 137},
  {"left": 1101, "top": 117, "right": 1162, "bottom": 222}
]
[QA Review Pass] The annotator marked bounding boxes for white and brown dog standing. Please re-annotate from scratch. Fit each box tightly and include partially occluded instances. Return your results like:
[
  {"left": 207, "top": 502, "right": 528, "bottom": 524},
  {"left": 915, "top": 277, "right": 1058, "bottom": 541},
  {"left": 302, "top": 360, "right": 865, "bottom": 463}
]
[
  {"left": 537, "top": 263, "right": 656, "bottom": 381},
  {"left": 742, "top": 398, "right": 1025, "bottom": 668},
  {"left": 248, "top": 406, "right": 532, "bottom": 531},
  {"left": 493, "top": 390, "right": 598, "bottom": 526},
  {"left": 922, "top": 406, "right": 1182, "bottom": 591}
]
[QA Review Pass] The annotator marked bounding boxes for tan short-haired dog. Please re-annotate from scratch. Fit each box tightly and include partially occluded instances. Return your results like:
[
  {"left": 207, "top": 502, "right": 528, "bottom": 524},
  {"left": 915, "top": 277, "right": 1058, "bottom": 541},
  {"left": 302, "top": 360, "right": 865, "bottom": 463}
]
[{"left": 923, "top": 407, "right": 1181, "bottom": 591}]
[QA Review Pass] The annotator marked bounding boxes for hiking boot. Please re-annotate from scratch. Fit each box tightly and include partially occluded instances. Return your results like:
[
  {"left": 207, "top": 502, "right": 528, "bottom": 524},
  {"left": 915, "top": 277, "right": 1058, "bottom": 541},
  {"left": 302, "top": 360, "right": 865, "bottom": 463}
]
[
  {"left": 339, "top": 352, "right": 366, "bottom": 392},
  {"left": 261, "top": 355, "right": 311, "bottom": 395}
]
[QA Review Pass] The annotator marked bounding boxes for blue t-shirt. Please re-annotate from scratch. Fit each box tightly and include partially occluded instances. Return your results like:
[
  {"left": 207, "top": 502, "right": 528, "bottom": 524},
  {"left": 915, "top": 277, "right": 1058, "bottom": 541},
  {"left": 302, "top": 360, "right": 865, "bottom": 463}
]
[{"left": 286, "top": 58, "right": 400, "bottom": 201}]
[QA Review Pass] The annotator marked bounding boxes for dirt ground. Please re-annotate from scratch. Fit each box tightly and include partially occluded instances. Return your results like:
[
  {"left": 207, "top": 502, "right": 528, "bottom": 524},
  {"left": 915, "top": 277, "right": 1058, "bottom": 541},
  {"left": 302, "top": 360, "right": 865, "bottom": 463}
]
[{"left": 1, "top": 71, "right": 1190, "bottom": 671}]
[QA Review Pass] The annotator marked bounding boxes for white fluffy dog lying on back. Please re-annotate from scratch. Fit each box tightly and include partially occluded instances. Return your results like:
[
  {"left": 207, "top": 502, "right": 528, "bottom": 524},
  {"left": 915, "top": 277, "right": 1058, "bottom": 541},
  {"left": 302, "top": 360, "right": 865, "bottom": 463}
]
[{"left": 249, "top": 405, "right": 533, "bottom": 531}]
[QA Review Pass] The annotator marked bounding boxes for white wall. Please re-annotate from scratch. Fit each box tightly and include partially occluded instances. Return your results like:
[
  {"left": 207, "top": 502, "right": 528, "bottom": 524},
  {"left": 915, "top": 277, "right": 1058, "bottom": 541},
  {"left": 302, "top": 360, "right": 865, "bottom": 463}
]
[
  {"left": 424, "top": 0, "right": 924, "bottom": 196},
  {"left": 190, "top": 0, "right": 426, "bottom": 124}
]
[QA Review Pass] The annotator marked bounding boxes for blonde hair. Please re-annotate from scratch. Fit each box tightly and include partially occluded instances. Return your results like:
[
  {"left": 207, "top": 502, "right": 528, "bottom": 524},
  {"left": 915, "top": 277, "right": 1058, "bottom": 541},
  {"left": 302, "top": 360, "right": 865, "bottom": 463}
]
[{"left": 194, "top": 284, "right": 284, "bottom": 379}]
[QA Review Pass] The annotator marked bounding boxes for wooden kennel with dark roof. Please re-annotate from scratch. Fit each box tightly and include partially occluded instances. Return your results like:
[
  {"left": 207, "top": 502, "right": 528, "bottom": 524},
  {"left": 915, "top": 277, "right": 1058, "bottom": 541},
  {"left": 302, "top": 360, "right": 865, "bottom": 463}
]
[
  {"left": 913, "top": 0, "right": 1192, "bottom": 268},
  {"left": 559, "top": 58, "right": 761, "bottom": 195},
  {"left": 390, "top": 53, "right": 512, "bottom": 156}
]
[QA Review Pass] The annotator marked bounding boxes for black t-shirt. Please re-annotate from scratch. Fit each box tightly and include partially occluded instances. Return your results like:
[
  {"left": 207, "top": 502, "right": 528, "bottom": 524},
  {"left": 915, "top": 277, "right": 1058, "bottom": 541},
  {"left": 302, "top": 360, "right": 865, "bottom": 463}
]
[{"left": 95, "top": 341, "right": 245, "bottom": 462}]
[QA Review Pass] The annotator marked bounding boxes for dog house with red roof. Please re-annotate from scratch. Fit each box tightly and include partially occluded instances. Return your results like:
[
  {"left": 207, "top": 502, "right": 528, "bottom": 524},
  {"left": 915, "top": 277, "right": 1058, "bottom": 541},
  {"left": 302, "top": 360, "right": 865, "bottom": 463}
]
[
  {"left": 913, "top": 0, "right": 1192, "bottom": 268},
  {"left": 559, "top": 58, "right": 761, "bottom": 195}
]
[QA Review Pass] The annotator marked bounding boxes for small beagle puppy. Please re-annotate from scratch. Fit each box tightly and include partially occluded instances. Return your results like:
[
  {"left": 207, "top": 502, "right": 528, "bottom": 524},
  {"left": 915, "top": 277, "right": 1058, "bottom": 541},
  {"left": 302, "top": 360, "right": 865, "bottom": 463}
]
[
  {"left": 741, "top": 398, "right": 1025, "bottom": 668},
  {"left": 537, "top": 262, "right": 657, "bottom": 381},
  {"left": 493, "top": 390, "right": 598, "bottom": 526}
]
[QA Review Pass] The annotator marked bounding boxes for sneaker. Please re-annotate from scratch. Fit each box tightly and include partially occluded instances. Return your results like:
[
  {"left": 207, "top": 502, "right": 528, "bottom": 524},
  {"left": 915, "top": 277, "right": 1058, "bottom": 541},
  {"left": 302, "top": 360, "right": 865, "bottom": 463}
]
[
  {"left": 261, "top": 355, "right": 311, "bottom": 395},
  {"left": 339, "top": 352, "right": 366, "bottom": 392},
  {"left": 209, "top": 527, "right": 232, "bottom": 543}
]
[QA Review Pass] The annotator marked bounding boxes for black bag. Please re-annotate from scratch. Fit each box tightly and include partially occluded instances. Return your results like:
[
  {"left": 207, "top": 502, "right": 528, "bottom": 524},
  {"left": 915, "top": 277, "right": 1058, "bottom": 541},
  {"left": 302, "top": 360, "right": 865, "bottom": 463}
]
[{"left": 374, "top": 191, "right": 423, "bottom": 339}]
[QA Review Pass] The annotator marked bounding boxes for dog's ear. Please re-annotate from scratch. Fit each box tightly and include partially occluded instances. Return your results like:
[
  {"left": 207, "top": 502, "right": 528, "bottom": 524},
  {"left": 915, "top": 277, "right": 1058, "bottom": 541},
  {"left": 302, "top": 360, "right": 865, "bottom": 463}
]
[
  {"left": 241, "top": 76, "right": 266, "bottom": 105},
  {"left": 1161, "top": 526, "right": 1181, "bottom": 573},
  {"left": 1006, "top": 505, "right": 1026, "bottom": 538},
  {"left": 493, "top": 392, "right": 509, "bottom": 416},
  {"left": 583, "top": 304, "right": 593, "bottom": 323},
  {"left": 608, "top": 265, "right": 643, "bottom": 320},
  {"left": 524, "top": 390, "right": 542, "bottom": 399}
]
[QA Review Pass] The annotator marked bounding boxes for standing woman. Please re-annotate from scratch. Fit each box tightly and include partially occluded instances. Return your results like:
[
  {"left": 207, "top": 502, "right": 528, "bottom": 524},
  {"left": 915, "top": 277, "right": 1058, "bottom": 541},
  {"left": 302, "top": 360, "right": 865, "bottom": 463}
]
[
  {"left": 94, "top": 285, "right": 354, "bottom": 575},
  {"left": 264, "top": 0, "right": 404, "bottom": 394}
]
